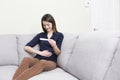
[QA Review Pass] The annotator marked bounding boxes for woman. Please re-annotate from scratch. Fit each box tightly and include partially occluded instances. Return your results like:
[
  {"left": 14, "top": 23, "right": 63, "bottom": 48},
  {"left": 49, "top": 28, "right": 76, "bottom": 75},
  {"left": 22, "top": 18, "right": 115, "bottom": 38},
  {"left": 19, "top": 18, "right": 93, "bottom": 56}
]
[{"left": 12, "top": 14, "right": 64, "bottom": 80}]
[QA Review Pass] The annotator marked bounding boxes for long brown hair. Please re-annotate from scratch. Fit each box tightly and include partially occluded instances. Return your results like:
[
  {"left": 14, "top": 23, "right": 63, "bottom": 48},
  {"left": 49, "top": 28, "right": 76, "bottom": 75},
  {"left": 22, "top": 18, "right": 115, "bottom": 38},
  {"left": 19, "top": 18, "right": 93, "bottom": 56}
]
[{"left": 41, "top": 14, "right": 58, "bottom": 33}]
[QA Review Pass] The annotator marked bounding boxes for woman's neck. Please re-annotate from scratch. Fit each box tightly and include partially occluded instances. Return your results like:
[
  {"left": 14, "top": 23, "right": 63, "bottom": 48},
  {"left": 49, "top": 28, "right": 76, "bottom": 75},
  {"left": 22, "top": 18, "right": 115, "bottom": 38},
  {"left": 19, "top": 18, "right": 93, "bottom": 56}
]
[
  {"left": 47, "top": 31, "right": 53, "bottom": 39},
  {"left": 47, "top": 31, "right": 53, "bottom": 34}
]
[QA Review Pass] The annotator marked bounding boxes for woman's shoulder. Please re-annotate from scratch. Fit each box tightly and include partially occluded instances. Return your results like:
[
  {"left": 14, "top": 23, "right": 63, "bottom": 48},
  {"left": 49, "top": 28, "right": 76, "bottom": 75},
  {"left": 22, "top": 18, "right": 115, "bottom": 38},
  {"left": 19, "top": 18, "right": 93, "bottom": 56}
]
[
  {"left": 55, "top": 32, "right": 63, "bottom": 35},
  {"left": 33, "top": 32, "right": 45, "bottom": 38},
  {"left": 55, "top": 32, "right": 64, "bottom": 38}
]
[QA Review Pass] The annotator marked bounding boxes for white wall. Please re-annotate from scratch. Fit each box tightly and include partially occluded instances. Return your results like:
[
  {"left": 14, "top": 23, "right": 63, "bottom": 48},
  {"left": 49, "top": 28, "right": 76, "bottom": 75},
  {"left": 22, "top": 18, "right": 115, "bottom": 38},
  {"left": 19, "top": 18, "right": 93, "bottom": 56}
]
[
  {"left": 91, "top": 0, "right": 120, "bottom": 32},
  {"left": 0, "top": 0, "right": 91, "bottom": 34}
]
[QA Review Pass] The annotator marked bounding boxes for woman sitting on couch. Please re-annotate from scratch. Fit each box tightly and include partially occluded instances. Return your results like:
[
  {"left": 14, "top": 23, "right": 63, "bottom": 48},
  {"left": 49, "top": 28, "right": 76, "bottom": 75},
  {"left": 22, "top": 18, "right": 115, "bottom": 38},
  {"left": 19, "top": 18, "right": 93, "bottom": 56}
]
[{"left": 12, "top": 13, "right": 64, "bottom": 80}]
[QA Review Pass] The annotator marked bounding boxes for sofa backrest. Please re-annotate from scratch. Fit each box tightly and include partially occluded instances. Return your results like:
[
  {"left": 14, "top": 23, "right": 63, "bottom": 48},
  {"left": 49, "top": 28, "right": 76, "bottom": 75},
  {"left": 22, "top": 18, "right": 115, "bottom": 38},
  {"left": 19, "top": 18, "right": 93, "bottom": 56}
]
[
  {"left": 17, "top": 33, "right": 79, "bottom": 69},
  {"left": 0, "top": 35, "right": 18, "bottom": 66},
  {"left": 17, "top": 33, "right": 78, "bottom": 67},
  {"left": 57, "top": 33, "right": 78, "bottom": 70},
  {"left": 65, "top": 32, "right": 119, "bottom": 80},
  {"left": 104, "top": 38, "right": 120, "bottom": 80},
  {"left": 17, "top": 34, "right": 39, "bottom": 63}
]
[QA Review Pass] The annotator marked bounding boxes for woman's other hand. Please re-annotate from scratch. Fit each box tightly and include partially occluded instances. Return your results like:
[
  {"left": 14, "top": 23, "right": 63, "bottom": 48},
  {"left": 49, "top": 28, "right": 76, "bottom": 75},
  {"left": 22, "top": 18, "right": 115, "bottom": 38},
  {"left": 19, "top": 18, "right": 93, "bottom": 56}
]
[{"left": 39, "top": 50, "right": 52, "bottom": 57}]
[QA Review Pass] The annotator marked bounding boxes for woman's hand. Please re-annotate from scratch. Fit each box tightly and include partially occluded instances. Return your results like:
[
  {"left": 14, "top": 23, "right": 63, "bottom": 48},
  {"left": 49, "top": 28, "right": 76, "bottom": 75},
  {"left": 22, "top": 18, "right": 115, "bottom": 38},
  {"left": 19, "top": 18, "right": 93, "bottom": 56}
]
[
  {"left": 38, "top": 50, "right": 52, "bottom": 57},
  {"left": 48, "top": 39, "right": 61, "bottom": 55},
  {"left": 48, "top": 39, "right": 57, "bottom": 48}
]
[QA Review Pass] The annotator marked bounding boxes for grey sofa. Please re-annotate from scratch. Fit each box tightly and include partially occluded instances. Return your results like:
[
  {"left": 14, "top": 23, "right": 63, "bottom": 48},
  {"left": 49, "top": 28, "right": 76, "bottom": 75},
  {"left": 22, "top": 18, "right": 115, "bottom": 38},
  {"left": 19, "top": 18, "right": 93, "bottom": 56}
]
[{"left": 0, "top": 31, "right": 120, "bottom": 80}]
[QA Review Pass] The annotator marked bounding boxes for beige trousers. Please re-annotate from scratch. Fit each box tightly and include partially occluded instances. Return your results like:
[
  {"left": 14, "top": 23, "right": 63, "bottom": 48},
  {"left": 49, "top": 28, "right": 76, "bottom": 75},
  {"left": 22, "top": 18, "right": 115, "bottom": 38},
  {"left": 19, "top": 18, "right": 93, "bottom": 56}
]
[{"left": 12, "top": 57, "right": 57, "bottom": 80}]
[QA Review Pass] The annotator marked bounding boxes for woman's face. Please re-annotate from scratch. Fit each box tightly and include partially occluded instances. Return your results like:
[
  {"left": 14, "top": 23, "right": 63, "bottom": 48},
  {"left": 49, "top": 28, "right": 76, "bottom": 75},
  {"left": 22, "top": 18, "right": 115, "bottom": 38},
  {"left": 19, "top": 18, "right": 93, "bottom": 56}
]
[{"left": 42, "top": 21, "right": 53, "bottom": 33}]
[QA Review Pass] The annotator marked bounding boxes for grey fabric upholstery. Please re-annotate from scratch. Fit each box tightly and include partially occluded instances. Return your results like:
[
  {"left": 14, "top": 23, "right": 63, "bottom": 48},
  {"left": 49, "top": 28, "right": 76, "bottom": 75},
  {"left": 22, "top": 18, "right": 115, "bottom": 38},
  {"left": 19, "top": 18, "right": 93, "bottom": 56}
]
[
  {"left": 66, "top": 32, "right": 119, "bottom": 80},
  {"left": 0, "top": 35, "right": 18, "bottom": 65},
  {"left": 104, "top": 39, "right": 120, "bottom": 80},
  {"left": 0, "top": 32, "right": 120, "bottom": 80},
  {"left": 0, "top": 66, "right": 18, "bottom": 80},
  {"left": 57, "top": 33, "right": 78, "bottom": 70},
  {"left": 29, "top": 68, "right": 78, "bottom": 80}
]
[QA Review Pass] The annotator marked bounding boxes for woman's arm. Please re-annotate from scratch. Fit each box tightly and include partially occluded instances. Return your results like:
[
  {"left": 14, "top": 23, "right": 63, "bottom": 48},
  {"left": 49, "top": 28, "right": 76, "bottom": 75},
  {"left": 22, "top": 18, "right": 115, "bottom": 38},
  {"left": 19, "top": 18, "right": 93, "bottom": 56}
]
[
  {"left": 24, "top": 46, "right": 52, "bottom": 57},
  {"left": 48, "top": 39, "right": 61, "bottom": 55},
  {"left": 52, "top": 45, "right": 61, "bottom": 55}
]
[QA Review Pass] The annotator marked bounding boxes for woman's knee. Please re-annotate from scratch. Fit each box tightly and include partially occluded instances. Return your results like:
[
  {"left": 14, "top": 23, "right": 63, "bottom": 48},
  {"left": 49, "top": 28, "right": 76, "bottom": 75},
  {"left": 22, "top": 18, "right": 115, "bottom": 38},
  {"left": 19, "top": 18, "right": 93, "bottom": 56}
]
[
  {"left": 23, "top": 57, "right": 31, "bottom": 61},
  {"left": 39, "top": 60, "right": 57, "bottom": 71},
  {"left": 37, "top": 60, "right": 47, "bottom": 66},
  {"left": 20, "top": 57, "right": 32, "bottom": 64},
  {"left": 46, "top": 61, "right": 57, "bottom": 70}
]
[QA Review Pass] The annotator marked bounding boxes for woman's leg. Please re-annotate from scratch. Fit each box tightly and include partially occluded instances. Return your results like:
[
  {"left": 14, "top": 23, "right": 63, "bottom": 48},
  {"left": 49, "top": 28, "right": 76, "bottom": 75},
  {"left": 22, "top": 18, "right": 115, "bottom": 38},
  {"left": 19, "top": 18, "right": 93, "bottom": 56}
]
[
  {"left": 12, "top": 57, "right": 39, "bottom": 80},
  {"left": 15, "top": 60, "right": 57, "bottom": 80}
]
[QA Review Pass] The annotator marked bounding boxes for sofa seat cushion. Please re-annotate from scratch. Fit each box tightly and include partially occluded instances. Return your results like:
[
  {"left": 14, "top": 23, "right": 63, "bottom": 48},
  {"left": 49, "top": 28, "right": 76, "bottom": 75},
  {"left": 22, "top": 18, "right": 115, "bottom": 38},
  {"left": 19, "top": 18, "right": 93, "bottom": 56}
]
[
  {"left": 0, "top": 66, "right": 18, "bottom": 80},
  {"left": 29, "top": 68, "right": 79, "bottom": 80}
]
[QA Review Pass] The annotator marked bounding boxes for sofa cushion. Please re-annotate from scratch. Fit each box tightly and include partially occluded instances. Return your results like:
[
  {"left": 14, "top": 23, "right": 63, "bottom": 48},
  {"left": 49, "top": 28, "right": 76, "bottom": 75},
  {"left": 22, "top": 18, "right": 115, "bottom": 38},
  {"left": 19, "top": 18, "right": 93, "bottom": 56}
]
[
  {"left": 0, "top": 66, "right": 18, "bottom": 80},
  {"left": 17, "top": 34, "right": 39, "bottom": 64},
  {"left": 29, "top": 68, "right": 79, "bottom": 80},
  {"left": 0, "top": 35, "right": 18, "bottom": 65},
  {"left": 66, "top": 32, "right": 119, "bottom": 80},
  {"left": 104, "top": 39, "right": 120, "bottom": 80},
  {"left": 57, "top": 33, "right": 78, "bottom": 70}
]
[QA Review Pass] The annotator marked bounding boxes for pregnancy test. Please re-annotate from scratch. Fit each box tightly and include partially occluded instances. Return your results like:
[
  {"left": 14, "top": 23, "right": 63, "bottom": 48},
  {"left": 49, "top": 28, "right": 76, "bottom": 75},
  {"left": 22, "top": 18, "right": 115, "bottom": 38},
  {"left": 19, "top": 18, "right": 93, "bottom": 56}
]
[{"left": 40, "top": 38, "right": 49, "bottom": 41}]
